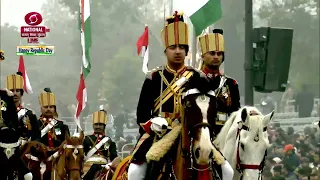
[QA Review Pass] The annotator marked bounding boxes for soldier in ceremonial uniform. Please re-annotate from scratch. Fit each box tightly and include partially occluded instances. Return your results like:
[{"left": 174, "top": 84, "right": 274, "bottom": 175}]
[
  {"left": 199, "top": 29, "right": 241, "bottom": 135},
  {"left": 83, "top": 109, "right": 118, "bottom": 180},
  {"left": 0, "top": 89, "right": 33, "bottom": 180},
  {"left": 127, "top": 11, "right": 211, "bottom": 180},
  {"left": 6, "top": 72, "right": 41, "bottom": 143},
  {"left": 38, "top": 88, "right": 69, "bottom": 148}
]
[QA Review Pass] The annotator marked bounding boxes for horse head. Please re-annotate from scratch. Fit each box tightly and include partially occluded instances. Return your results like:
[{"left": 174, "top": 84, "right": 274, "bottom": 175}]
[
  {"left": 182, "top": 87, "right": 217, "bottom": 167},
  {"left": 222, "top": 107, "right": 273, "bottom": 180},
  {"left": 53, "top": 130, "right": 85, "bottom": 180}
]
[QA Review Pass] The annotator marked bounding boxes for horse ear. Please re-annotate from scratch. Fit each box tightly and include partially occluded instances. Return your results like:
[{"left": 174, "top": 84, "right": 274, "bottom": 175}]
[
  {"left": 241, "top": 108, "right": 248, "bottom": 123},
  {"left": 263, "top": 110, "right": 274, "bottom": 126}
]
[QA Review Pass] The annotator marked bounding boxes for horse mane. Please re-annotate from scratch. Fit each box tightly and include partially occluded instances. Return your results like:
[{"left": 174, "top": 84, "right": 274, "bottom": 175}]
[{"left": 214, "top": 111, "right": 237, "bottom": 150}]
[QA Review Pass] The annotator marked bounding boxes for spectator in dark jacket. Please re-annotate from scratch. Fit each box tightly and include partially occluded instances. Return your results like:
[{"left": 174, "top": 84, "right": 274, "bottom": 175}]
[
  {"left": 295, "top": 84, "right": 314, "bottom": 117},
  {"left": 282, "top": 144, "right": 300, "bottom": 174}
]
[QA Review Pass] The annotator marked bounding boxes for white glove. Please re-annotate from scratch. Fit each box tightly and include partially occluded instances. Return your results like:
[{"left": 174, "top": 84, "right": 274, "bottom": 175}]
[
  {"left": 150, "top": 117, "right": 168, "bottom": 137},
  {"left": 102, "top": 162, "right": 112, "bottom": 170}
]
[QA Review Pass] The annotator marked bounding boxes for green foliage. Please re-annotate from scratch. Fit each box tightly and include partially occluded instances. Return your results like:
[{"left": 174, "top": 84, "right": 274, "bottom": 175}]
[{"left": 101, "top": 46, "right": 144, "bottom": 114}]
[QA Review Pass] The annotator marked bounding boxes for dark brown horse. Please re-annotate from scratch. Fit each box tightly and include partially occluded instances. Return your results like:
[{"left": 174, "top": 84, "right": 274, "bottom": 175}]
[
  {"left": 51, "top": 131, "right": 85, "bottom": 180},
  {"left": 165, "top": 87, "right": 223, "bottom": 180},
  {"left": 21, "top": 141, "right": 59, "bottom": 180},
  {"left": 112, "top": 87, "right": 223, "bottom": 180}
]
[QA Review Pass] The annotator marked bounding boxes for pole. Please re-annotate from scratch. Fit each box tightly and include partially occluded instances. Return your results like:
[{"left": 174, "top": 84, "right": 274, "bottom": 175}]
[
  {"left": 244, "top": 0, "right": 254, "bottom": 105},
  {"left": 169, "top": 0, "right": 173, "bottom": 14},
  {"left": 191, "top": 31, "right": 197, "bottom": 67}
]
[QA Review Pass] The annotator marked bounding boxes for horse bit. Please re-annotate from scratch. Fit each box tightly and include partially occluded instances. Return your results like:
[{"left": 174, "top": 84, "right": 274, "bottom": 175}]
[{"left": 235, "top": 121, "right": 268, "bottom": 180}]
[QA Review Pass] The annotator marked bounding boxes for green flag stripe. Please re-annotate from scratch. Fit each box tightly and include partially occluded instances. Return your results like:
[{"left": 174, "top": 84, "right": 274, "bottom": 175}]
[{"left": 190, "top": 0, "right": 222, "bottom": 36}]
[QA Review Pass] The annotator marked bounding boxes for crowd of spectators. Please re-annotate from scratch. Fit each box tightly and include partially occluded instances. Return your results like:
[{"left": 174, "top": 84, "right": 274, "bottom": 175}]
[{"left": 263, "top": 123, "right": 320, "bottom": 180}]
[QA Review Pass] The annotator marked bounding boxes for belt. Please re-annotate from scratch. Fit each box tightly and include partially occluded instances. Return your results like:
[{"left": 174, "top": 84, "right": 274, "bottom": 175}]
[{"left": 160, "top": 112, "right": 180, "bottom": 126}]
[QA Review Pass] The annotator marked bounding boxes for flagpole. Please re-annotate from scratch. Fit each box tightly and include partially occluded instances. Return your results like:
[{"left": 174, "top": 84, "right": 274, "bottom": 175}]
[
  {"left": 76, "top": 8, "right": 81, "bottom": 133},
  {"left": 191, "top": 29, "right": 197, "bottom": 68}
]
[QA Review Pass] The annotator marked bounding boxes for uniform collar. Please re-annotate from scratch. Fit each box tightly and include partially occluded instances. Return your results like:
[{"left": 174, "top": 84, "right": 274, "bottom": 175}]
[
  {"left": 165, "top": 64, "right": 186, "bottom": 75},
  {"left": 16, "top": 104, "right": 23, "bottom": 111},
  {"left": 93, "top": 133, "right": 105, "bottom": 138},
  {"left": 202, "top": 67, "right": 220, "bottom": 79},
  {"left": 40, "top": 116, "right": 55, "bottom": 122}
]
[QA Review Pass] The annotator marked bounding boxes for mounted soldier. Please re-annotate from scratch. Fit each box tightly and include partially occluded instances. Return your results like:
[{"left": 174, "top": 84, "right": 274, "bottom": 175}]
[
  {"left": 83, "top": 109, "right": 118, "bottom": 180},
  {"left": 6, "top": 72, "right": 41, "bottom": 144},
  {"left": 38, "top": 88, "right": 69, "bottom": 148},
  {"left": 127, "top": 11, "right": 214, "bottom": 180},
  {"left": 199, "top": 29, "right": 241, "bottom": 135},
  {"left": 0, "top": 89, "right": 33, "bottom": 180}
]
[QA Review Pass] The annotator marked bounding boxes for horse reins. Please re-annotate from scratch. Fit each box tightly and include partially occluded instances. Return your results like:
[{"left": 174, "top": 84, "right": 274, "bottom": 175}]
[
  {"left": 53, "top": 144, "right": 83, "bottom": 180},
  {"left": 181, "top": 89, "right": 217, "bottom": 174},
  {"left": 235, "top": 122, "right": 268, "bottom": 180}
]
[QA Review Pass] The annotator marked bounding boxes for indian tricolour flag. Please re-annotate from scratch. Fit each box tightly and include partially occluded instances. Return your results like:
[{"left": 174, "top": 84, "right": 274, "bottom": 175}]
[
  {"left": 180, "top": 0, "right": 222, "bottom": 36},
  {"left": 75, "top": 0, "right": 92, "bottom": 129}
]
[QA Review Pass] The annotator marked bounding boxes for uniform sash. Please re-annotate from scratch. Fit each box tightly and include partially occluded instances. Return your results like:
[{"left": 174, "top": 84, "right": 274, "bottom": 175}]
[
  {"left": 41, "top": 119, "right": 58, "bottom": 137},
  {"left": 85, "top": 136, "right": 110, "bottom": 161},
  {"left": 154, "top": 71, "right": 194, "bottom": 112}
]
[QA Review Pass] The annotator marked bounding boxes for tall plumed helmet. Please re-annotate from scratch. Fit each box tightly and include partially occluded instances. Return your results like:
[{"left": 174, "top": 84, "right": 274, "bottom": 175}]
[
  {"left": 161, "top": 11, "right": 188, "bottom": 49},
  {"left": 38, "top": 87, "right": 56, "bottom": 107},
  {"left": 198, "top": 28, "right": 225, "bottom": 55},
  {"left": 6, "top": 72, "right": 24, "bottom": 90}
]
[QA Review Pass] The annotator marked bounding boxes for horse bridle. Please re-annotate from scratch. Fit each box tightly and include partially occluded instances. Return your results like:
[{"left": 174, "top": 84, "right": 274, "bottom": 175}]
[
  {"left": 235, "top": 121, "right": 268, "bottom": 180},
  {"left": 182, "top": 88, "right": 216, "bottom": 172},
  {"left": 53, "top": 144, "right": 83, "bottom": 180}
]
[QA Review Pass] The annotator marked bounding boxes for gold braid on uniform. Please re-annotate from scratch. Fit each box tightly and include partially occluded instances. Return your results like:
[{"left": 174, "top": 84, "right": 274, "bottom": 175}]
[
  {"left": 158, "top": 71, "right": 184, "bottom": 125},
  {"left": 146, "top": 69, "right": 185, "bottom": 162},
  {"left": 226, "top": 85, "right": 231, "bottom": 106},
  {"left": 0, "top": 99, "right": 5, "bottom": 127},
  {"left": 25, "top": 117, "right": 32, "bottom": 130}
]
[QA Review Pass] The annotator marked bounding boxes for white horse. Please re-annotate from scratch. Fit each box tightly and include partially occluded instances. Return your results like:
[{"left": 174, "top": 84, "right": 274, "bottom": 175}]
[{"left": 214, "top": 106, "right": 274, "bottom": 180}]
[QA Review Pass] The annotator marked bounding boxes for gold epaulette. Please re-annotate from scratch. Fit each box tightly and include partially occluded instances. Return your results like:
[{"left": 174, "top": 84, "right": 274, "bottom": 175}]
[{"left": 146, "top": 66, "right": 164, "bottom": 80}]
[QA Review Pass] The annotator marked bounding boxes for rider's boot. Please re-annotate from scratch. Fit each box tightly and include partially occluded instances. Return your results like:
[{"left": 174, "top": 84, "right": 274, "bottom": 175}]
[
  {"left": 24, "top": 172, "right": 33, "bottom": 180},
  {"left": 221, "top": 161, "right": 234, "bottom": 180},
  {"left": 127, "top": 162, "right": 147, "bottom": 180}
]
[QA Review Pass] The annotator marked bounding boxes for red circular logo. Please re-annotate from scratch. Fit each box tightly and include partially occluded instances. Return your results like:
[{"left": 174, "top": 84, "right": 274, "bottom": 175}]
[{"left": 24, "top": 12, "right": 43, "bottom": 26}]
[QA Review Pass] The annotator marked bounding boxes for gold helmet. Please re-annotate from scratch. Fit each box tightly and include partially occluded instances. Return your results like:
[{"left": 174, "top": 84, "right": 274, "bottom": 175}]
[
  {"left": 38, "top": 88, "right": 56, "bottom": 107},
  {"left": 92, "top": 110, "right": 107, "bottom": 125},
  {"left": 161, "top": 11, "right": 189, "bottom": 49},
  {"left": 198, "top": 29, "right": 225, "bottom": 55},
  {"left": 6, "top": 72, "right": 24, "bottom": 90}
]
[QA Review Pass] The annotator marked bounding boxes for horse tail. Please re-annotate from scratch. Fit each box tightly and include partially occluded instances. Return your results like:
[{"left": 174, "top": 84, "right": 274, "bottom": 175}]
[{"left": 214, "top": 111, "right": 237, "bottom": 150}]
